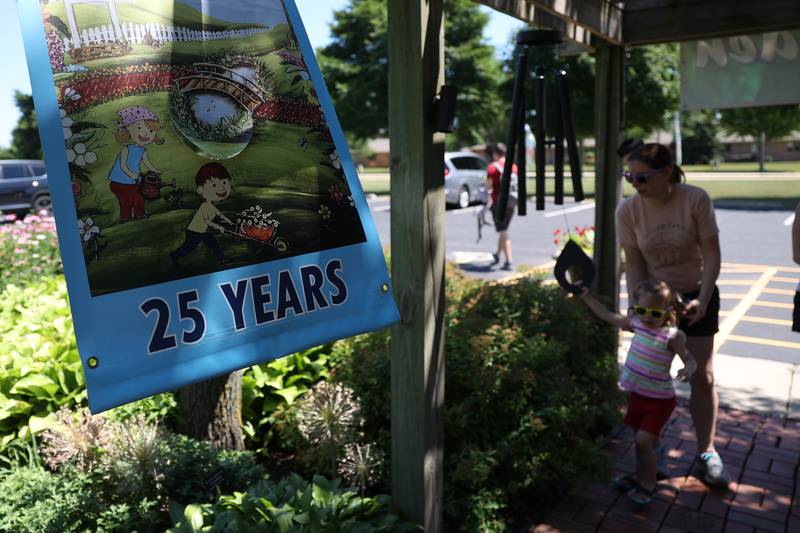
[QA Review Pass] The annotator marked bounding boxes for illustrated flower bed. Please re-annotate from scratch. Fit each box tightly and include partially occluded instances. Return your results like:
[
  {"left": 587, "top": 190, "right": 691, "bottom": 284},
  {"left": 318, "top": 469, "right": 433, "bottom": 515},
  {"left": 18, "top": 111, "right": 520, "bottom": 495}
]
[{"left": 70, "top": 40, "right": 133, "bottom": 63}]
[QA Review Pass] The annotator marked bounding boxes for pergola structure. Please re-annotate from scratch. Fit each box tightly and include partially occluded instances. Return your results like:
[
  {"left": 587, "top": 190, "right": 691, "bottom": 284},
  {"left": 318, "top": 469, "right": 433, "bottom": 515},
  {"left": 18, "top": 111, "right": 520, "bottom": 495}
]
[
  {"left": 64, "top": 0, "right": 124, "bottom": 48},
  {"left": 387, "top": 1, "right": 800, "bottom": 530}
]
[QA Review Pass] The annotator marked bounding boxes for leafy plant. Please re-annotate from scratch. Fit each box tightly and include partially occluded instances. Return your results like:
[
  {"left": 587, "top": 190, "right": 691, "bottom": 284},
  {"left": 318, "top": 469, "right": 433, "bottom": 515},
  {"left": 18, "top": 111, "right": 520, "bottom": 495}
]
[
  {"left": 0, "top": 276, "right": 85, "bottom": 446},
  {"left": 335, "top": 268, "right": 623, "bottom": 530},
  {"left": 168, "top": 474, "right": 418, "bottom": 533},
  {"left": 241, "top": 345, "right": 336, "bottom": 452}
]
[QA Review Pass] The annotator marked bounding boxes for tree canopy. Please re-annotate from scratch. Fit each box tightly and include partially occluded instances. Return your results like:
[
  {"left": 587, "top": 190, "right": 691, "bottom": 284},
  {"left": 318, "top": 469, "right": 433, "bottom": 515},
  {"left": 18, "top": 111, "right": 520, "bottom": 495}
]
[
  {"left": 317, "top": 0, "right": 505, "bottom": 147},
  {"left": 10, "top": 92, "right": 42, "bottom": 160},
  {"left": 720, "top": 104, "right": 800, "bottom": 141}
]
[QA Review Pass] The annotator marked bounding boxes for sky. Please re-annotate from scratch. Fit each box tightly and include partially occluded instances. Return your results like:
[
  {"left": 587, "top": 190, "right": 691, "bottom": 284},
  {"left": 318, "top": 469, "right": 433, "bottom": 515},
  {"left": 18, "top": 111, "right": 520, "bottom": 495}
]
[{"left": 0, "top": 0, "right": 521, "bottom": 148}]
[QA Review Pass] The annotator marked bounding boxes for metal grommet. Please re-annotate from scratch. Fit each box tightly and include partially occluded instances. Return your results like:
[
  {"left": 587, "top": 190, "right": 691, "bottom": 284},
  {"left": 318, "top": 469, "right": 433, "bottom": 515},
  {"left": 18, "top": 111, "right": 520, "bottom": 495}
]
[
  {"left": 87, "top": 356, "right": 99, "bottom": 369},
  {"left": 381, "top": 283, "right": 390, "bottom": 293}
]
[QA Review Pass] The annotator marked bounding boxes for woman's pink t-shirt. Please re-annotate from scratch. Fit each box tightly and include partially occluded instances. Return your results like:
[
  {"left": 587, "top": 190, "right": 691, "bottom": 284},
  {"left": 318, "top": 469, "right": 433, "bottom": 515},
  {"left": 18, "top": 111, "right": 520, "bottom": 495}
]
[{"left": 616, "top": 184, "right": 719, "bottom": 294}]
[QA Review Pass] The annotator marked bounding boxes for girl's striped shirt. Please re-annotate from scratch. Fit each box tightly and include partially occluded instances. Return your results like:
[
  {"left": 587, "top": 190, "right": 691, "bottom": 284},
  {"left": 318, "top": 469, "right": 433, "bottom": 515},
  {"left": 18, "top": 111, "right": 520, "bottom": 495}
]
[{"left": 620, "top": 316, "right": 678, "bottom": 399}]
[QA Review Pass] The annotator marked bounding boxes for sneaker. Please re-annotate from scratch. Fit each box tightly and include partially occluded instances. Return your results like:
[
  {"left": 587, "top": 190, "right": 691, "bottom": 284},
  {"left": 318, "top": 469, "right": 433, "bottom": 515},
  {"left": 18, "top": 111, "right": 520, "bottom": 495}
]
[
  {"left": 490, "top": 252, "right": 500, "bottom": 266},
  {"left": 612, "top": 474, "right": 637, "bottom": 492},
  {"left": 654, "top": 444, "right": 669, "bottom": 480},
  {"left": 626, "top": 482, "right": 655, "bottom": 505},
  {"left": 501, "top": 262, "right": 513, "bottom": 271},
  {"left": 697, "top": 451, "right": 731, "bottom": 487}
]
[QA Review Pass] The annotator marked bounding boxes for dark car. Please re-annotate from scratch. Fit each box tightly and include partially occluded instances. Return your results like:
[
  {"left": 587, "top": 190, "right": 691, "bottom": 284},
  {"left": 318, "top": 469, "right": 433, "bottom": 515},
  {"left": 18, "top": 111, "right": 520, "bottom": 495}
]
[{"left": 0, "top": 160, "right": 50, "bottom": 218}]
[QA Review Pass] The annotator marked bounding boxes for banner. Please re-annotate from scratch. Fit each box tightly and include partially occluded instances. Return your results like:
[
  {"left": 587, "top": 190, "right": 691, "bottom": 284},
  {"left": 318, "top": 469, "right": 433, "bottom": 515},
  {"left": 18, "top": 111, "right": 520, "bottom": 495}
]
[
  {"left": 18, "top": 0, "right": 399, "bottom": 412},
  {"left": 681, "top": 30, "right": 800, "bottom": 110}
]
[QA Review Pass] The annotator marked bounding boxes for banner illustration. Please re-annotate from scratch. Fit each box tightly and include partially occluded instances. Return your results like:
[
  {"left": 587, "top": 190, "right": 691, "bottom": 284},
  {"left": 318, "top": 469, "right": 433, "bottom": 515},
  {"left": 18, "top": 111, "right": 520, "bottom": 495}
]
[{"left": 19, "top": 0, "right": 399, "bottom": 412}]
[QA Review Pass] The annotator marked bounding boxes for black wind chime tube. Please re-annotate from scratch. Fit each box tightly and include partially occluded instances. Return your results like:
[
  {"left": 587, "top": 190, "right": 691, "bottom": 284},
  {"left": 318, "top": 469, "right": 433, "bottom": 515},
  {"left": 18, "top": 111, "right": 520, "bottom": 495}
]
[
  {"left": 557, "top": 70, "right": 584, "bottom": 202},
  {"left": 516, "top": 92, "right": 528, "bottom": 216},
  {"left": 534, "top": 68, "right": 547, "bottom": 211},
  {"left": 553, "top": 70, "right": 565, "bottom": 206},
  {"left": 498, "top": 47, "right": 527, "bottom": 220}
]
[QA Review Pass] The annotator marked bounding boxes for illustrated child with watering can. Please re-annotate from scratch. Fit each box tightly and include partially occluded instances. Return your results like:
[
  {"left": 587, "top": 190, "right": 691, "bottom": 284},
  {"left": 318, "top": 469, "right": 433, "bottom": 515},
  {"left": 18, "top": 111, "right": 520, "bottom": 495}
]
[{"left": 107, "top": 105, "right": 164, "bottom": 222}]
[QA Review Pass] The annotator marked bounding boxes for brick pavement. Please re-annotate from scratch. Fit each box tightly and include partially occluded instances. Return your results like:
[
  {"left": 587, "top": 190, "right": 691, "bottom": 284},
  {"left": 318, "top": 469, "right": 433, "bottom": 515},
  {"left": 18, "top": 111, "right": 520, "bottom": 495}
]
[{"left": 531, "top": 402, "right": 800, "bottom": 532}]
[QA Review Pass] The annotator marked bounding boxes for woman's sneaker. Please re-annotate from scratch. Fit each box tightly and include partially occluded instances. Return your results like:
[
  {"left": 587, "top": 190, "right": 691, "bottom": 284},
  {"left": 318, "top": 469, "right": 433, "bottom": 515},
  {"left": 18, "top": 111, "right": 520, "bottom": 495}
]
[
  {"left": 626, "top": 482, "right": 655, "bottom": 505},
  {"left": 697, "top": 451, "right": 731, "bottom": 486},
  {"left": 612, "top": 474, "right": 638, "bottom": 492}
]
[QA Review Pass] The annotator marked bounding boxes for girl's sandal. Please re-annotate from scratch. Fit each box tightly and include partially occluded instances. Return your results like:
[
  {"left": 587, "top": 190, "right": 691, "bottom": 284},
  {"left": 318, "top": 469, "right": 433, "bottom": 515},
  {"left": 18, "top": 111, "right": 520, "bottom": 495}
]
[
  {"left": 626, "top": 482, "right": 656, "bottom": 505},
  {"left": 612, "top": 474, "right": 638, "bottom": 492}
]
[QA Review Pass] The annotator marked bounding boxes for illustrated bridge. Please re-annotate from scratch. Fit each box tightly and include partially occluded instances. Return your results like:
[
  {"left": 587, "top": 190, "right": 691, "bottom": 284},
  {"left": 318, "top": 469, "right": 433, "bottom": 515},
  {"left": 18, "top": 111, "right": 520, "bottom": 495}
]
[{"left": 174, "top": 63, "right": 268, "bottom": 113}]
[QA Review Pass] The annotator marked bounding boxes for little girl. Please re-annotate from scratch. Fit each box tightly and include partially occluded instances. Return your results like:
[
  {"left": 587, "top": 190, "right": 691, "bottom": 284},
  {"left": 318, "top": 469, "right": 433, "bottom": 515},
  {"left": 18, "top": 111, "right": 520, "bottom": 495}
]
[
  {"left": 107, "top": 106, "right": 164, "bottom": 221},
  {"left": 580, "top": 281, "right": 697, "bottom": 504}
]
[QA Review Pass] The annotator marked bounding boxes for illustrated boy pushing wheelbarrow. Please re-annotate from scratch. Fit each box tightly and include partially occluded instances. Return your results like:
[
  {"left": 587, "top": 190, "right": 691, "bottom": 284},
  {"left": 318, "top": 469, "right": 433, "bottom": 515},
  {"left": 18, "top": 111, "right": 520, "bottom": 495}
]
[{"left": 170, "top": 162, "right": 234, "bottom": 267}]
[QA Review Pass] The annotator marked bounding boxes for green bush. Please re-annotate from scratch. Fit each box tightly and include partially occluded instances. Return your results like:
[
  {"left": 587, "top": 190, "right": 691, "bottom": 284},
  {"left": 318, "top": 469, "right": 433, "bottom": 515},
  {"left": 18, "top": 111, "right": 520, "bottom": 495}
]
[
  {"left": 241, "top": 345, "right": 337, "bottom": 453},
  {"left": 0, "top": 466, "right": 107, "bottom": 533},
  {"left": 168, "top": 475, "right": 417, "bottom": 533},
  {"left": 0, "top": 277, "right": 85, "bottom": 449},
  {"left": 0, "top": 409, "right": 265, "bottom": 532},
  {"left": 336, "top": 270, "right": 623, "bottom": 530}
]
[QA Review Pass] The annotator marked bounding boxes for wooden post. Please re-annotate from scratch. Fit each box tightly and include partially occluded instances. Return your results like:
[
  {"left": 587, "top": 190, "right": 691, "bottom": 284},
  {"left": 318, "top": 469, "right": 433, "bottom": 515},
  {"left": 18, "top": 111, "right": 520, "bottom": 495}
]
[
  {"left": 593, "top": 44, "right": 625, "bottom": 306},
  {"left": 388, "top": 0, "right": 445, "bottom": 531}
]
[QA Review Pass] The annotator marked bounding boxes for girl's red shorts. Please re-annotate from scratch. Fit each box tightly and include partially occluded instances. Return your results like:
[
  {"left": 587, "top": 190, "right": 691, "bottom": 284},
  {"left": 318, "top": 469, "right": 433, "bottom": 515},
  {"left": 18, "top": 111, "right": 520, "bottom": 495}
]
[{"left": 624, "top": 392, "right": 677, "bottom": 436}]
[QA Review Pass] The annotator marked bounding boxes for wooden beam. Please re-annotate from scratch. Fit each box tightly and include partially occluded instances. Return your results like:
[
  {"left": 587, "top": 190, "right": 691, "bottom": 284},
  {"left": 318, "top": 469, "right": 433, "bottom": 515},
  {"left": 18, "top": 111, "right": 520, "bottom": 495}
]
[
  {"left": 388, "top": 0, "right": 445, "bottom": 531},
  {"left": 530, "top": 0, "right": 623, "bottom": 44},
  {"left": 623, "top": 0, "right": 800, "bottom": 45},
  {"left": 593, "top": 44, "right": 624, "bottom": 306},
  {"left": 476, "top": 0, "right": 595, "bottom": 49}
]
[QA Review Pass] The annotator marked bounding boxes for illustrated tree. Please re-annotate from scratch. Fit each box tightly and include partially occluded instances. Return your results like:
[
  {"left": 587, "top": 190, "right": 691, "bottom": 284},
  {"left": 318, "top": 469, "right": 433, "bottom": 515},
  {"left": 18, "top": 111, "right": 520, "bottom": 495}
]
[
  {"left": 318, "top": 0, "right": 505, "bottom": 148},
  {"left": 11, "top": 92, "right": 43, "bottom": 160},
  {"left": 720, "top": 104, "right": 800, "bottom": 171}
]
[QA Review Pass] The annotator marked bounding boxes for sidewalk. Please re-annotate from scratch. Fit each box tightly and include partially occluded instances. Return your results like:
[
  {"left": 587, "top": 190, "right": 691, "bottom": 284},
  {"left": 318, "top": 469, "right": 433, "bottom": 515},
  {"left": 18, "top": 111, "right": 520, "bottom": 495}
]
[{"left": 532, "top": 402, "right": 800, "bottom": 532}]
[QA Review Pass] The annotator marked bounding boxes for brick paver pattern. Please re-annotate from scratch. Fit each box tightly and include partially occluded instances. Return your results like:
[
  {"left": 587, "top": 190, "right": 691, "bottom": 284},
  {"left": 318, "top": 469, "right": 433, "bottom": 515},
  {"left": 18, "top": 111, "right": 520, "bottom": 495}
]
[{"left": 532, "top": 402, "right": 800, "bottom": 533}]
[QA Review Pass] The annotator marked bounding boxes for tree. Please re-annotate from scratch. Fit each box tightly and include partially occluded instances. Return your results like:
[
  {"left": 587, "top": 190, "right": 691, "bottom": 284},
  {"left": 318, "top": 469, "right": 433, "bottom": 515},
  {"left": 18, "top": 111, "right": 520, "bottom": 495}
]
[
  {"left": 623, "top": 44, "right": 680, "bottom": 139},
  {"left": 680, "top": 110, "right": 722, "bottom": 165},
  {"left": 318, "top": 0, "right": 505, "bottom": 148},
  {"left": 10, "top": 92, "right": 42, "bottom": 160},
  {"left": 176, "top": 371, "right": 245, "bottom": 450},
  {"left": 720, "top": 104, "right": 800, "bottom": 171}
]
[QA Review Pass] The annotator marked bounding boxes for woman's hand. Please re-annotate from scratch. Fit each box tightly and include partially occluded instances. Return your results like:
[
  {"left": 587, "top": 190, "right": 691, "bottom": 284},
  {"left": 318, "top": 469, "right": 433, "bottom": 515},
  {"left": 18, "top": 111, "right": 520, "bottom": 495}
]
[{"left": 682, "top": 298, "right": 708, "bottom": 326}]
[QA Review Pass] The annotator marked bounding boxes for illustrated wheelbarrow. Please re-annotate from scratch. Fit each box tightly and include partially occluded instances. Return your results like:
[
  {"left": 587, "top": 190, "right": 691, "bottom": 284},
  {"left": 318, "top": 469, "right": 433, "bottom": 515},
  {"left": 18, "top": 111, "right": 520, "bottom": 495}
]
[{"left": 222, "top": 221, "right": 289, "bottom": 255}]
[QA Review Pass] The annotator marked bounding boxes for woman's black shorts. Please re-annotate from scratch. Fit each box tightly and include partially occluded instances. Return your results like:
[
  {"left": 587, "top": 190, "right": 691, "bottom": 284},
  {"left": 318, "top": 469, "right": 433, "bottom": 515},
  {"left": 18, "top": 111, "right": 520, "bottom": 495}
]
[{"left": 678, "top": 285, "right": 720, "bottom": 337}]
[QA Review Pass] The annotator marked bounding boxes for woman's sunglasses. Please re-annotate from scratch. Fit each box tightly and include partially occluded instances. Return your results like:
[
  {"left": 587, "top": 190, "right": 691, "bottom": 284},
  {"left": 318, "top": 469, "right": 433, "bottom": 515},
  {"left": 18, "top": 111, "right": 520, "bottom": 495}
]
[
  {"left": 633, "top": 305, "right": 669, "bottom": 319},
  {"left": 622, "top": 168, "right": 664, "bottom": 184}
]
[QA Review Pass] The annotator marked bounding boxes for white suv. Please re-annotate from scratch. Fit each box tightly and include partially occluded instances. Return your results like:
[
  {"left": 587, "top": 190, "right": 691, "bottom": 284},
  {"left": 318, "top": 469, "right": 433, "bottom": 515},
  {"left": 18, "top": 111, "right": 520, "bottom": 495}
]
[{"left": 444, "top": 151, "right": 488, "bottom": 209}]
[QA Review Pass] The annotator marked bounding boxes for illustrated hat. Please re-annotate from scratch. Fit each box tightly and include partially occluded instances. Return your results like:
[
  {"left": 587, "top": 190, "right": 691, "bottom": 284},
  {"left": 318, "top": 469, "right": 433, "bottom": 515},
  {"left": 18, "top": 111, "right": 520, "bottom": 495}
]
[{"left": 116, "top": 106, "right": 158, "bottom": 130}]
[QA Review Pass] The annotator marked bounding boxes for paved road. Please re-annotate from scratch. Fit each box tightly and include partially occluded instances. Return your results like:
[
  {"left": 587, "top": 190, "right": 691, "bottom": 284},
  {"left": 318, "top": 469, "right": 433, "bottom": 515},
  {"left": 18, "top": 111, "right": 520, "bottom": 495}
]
[{"left": 367, "top": 196, "right": 800, "bottom": 365}]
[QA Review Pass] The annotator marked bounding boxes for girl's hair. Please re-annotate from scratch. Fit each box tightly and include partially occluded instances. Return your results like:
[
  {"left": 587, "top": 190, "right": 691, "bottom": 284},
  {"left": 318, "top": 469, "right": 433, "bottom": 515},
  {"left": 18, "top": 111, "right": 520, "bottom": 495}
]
[
  {"left": 627, "top": 143, "right": 685, "bottom": 184},
  {"left": 633, "top": 280, "right": 678, "bottom": 326},
  {"left": 114, "top": 119, "right": 165, "bottom": 145}
]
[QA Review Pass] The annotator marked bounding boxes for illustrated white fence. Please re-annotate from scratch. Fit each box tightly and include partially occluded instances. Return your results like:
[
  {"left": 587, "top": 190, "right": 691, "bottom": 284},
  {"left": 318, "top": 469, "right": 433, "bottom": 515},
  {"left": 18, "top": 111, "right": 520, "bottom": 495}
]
[{"left": 62, "top": 23, "right": 267, "bottom": 49}]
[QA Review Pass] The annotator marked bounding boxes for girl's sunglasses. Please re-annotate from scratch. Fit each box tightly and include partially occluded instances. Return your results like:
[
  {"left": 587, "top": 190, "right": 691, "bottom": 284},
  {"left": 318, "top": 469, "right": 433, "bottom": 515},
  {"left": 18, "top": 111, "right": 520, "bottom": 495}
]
[
  {"left": 633, "top": 305, "right": 669, "bottom": 319},
  {"left": 622, "top": 168, "right": 664, "bottom": 184}
]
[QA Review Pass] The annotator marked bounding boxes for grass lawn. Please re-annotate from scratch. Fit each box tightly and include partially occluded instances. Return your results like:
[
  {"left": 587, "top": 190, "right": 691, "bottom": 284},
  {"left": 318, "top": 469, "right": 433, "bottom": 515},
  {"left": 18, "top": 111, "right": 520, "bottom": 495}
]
[
  {"left": 681, "top": 161, "right": 800, "bottom": 172},
  {"left": 361, "top": 176, "right": 800, "bottom": 209},
  {"left": 76, "top": 32, "right": 284, "bottom": 71},
  {"left": 43, "top": 0, "right": 258, "bottom": 32}
]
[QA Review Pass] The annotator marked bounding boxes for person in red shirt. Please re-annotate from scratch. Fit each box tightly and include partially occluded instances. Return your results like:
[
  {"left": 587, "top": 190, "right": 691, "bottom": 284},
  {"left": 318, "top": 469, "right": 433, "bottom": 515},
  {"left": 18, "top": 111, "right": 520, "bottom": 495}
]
[{"left": 486, "top": 143, "right": 518, "bottom": 271}]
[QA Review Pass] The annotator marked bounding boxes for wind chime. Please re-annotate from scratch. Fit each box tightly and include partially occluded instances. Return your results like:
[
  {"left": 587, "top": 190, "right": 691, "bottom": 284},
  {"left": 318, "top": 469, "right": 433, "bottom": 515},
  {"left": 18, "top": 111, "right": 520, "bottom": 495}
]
[{"left": 495, "top": 29, "right": 595, "bottom": 293}]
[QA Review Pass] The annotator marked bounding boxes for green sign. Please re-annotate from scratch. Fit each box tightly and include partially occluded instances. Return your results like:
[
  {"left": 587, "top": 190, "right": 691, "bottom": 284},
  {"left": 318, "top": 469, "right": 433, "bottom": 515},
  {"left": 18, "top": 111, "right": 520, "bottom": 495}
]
[{"left": 681, "top": 30, "right": 800, "bottom": 110}]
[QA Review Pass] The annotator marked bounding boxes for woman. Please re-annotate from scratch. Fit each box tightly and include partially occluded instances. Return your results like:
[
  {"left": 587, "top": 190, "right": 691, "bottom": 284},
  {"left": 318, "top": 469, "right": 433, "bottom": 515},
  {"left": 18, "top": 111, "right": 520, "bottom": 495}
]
[{"left": 616, "top": 143, "right": 730, "bottom": 487}]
